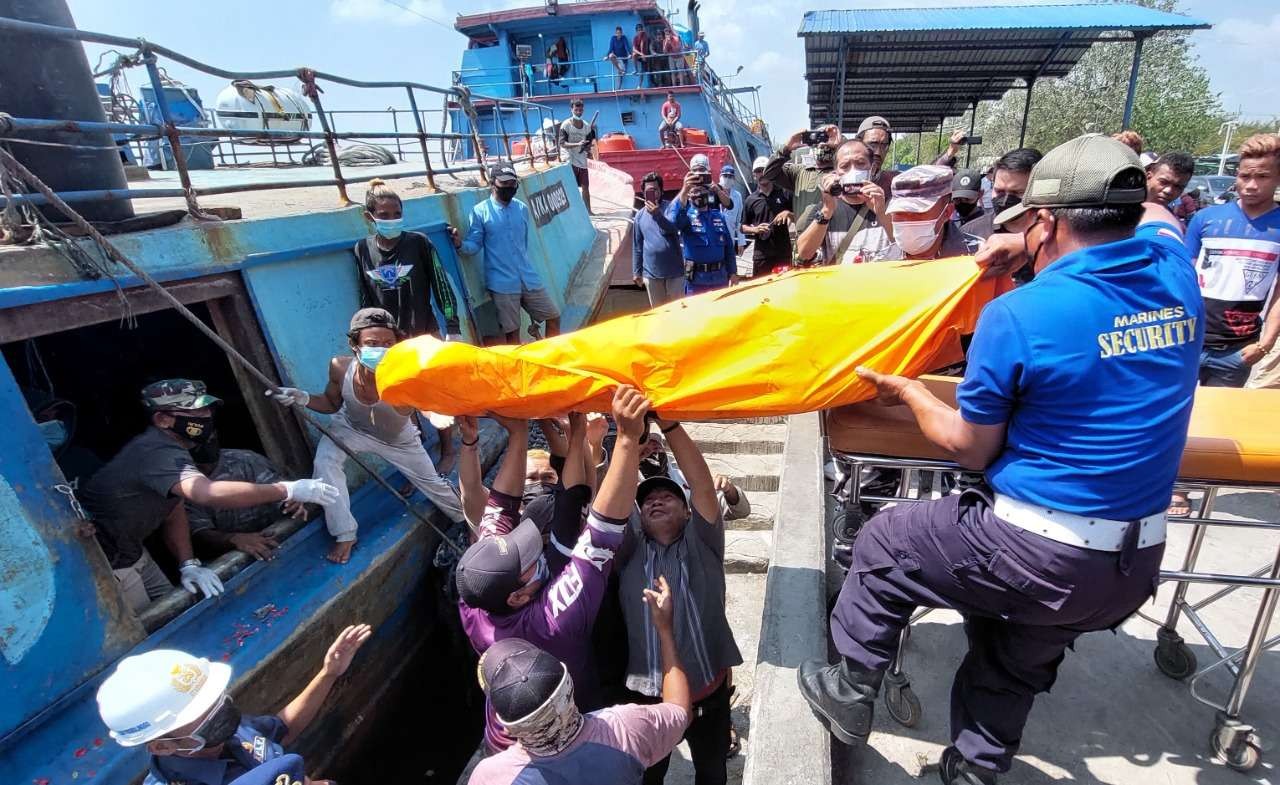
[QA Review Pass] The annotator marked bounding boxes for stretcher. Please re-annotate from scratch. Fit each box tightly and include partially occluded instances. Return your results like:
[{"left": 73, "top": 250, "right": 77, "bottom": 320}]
[{"left": 824, "top": 377, "right": 1280, "bottom": 771}]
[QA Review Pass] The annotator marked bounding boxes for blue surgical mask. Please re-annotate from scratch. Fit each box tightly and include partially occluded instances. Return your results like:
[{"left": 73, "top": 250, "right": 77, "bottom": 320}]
[
  {"left": 38, "top": 419, "right": 67, "bottom": 450},
  {"left": 358, "top": 346, "right": 388, "bottom": 370},
  {"left": 529, "top": 554, "right": 550, "bottom": 586},
  {"left": 372, "top": 218, "right": 403, "bottom": 240}
]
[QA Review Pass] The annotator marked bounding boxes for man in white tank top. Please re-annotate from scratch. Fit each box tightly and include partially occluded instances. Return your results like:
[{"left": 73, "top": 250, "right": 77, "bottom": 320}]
[{"left": 267, "top": 308, "right": 467, "bottom": 563}]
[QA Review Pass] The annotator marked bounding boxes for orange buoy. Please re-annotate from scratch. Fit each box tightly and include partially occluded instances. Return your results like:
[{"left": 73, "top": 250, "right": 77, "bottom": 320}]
[
  {"left": 681, "top": 128, "right": 709, "bottom": 145},
  {"left": 511, "top": 139, "right": 528, "bottom": 156},
  {"left": 597, "top": 133, "right": 637, "bottom": 153}
]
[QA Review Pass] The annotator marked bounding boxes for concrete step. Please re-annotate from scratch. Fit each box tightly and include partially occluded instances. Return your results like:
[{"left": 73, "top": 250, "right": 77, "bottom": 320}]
[
  {"left": 683, "top": 422, "right": 787, "bottom": 455},
  {"left": 696, "top": 416, "right": 787, "bottom": 426},
  {"left": 724, "top": 530, "right": 772, "bottom": 573},
  {"left": 705, "top": 454, "right": 785, "bottom": 494},
  {"left": 724, "top": 490, "right": 777, "bottom": 532}
]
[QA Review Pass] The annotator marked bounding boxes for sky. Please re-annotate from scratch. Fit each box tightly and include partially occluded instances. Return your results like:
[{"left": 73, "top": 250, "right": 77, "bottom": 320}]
[{"left": 61, "top": 0, "right": 1279, "bottom": 144}]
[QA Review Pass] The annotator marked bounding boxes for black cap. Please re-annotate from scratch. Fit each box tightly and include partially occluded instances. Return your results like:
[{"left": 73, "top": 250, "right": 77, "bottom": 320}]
[
  {"left": 636, "top": 475, "right": 687, "bottom": 506},
  {"left": 488, "top": 162, "right": 519, "bottom": 184},
  {"left": 479, "top": 638, "right": 566, "bottom": 723},
  {"left": 456, "top": 519, "right": 544, "bottom": 613},
  {"left": 348, "top": 307, "right": 396, "bottom": 335}
]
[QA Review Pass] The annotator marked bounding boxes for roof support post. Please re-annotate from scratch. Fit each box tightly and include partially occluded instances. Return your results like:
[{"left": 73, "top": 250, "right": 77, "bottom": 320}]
[
  {"left": 1018, "top": 77, "right": 1036, "bottom": 147},
  {"left": 965, "top": 100, "right": 977, "bottom": 166},
  {"left": 936, "top": 119, "right": 944, "bottom": 159},
  {"left": 833, "top": 39, "right": 848, "bottom": 129},
  {"left": 1121, "top": 33, "right": 1147, "bottom": 130},
  {"left": 915, "top": 131, "right": 922, "bottom": 164}
]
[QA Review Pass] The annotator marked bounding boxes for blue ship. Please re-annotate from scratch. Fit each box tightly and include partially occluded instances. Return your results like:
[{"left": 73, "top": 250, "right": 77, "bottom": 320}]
[{"left": 0, "top": 3, "right": 635, "bottom": 784}]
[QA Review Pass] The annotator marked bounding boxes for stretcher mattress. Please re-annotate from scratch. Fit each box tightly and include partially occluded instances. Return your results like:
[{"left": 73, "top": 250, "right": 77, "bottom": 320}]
[
  {"left": 826, "top": 377, "right": 1280, "bottom": 484},
  {"left": 378, "top": 258, "right": 1007, "bottom": 420}
]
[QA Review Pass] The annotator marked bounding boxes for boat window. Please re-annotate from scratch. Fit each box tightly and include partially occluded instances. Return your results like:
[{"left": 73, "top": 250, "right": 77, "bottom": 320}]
[
  {"left": 621, "top": 111, "right": 636, "bottom": 125},
  {"left": 1, "top": 273, "right": 312, "bottom": 632}
]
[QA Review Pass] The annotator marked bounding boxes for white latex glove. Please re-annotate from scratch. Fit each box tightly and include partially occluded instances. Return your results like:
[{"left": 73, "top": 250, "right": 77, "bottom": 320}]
[
  {"left": 445, "top": 333, "right": 465, "bottom": 343},
  {"left": 179, "top": 563, "right": 224, "bottom": 599},
  {"left": 279, "top": 478, "right": 341, "bottom": 505},
  {"left": 425, "top": 411, "right": 455, "bottom": 429},
  {"left": 266, "top": 387, "right": 310, "bottom": 407}
]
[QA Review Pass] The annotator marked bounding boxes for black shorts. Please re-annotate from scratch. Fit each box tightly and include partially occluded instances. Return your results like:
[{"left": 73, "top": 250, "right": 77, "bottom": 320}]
[{"left": 572, "top": 164, "right": 590, "bottom": 190}]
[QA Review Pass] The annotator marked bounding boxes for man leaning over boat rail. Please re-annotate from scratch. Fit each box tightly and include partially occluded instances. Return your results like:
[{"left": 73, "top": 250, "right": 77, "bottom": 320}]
[
  {"left": 799, "top": 134, "right": 1205, "bottom": 784},
  {"left": 79, "top": 379, "right": 340, "bottom": 614}
]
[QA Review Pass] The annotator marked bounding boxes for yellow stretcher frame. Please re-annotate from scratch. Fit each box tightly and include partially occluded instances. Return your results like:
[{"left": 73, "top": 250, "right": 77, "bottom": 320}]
[{"left": 823, "top": 377, "right": 1280, "bottom": 772}]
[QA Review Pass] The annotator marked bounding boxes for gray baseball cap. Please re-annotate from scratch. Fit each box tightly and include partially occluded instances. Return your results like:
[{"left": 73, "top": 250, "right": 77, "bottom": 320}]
[{"left": 994, "top": 134, "right": 1146, "bottom": 228}]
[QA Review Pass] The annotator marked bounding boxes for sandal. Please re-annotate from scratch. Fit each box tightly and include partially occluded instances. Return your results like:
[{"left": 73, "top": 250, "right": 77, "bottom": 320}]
[
  {"left": 727, "top": 724, "right": 741, "bottom": 758},
  {"left": 1168, "top": 492, "right": 1192, "bottom": 519}
]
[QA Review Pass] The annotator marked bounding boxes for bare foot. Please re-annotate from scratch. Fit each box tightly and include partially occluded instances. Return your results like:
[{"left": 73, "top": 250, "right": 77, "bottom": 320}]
[{"left": 327, "top": 540, "right": 356, "bottom": 564}]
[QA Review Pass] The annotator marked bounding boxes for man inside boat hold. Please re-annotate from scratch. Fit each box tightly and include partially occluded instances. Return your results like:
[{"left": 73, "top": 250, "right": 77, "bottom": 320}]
[
  {"left": 669, "top": 166, "right": 736, "bottom": 295},
  {"left": 451, "top": 162, "right": 562, "bottom": 344},
  {"left": 80, "top": 379, "right": 341, "bottom": 613},
  {"left": 186, "top": 446, "right": 305, "bottom": 563},
  {"left": 266, "top": 308, "right": 468, "bottom": 564},
  {"left": 558, "top": 99, "right": 596, "bottom": 214},
  {"left": 798, "top": 135, "right": 1204, "bottom": 784},
  {"left": 455, "top": 386, "right": 650, "bottom": 753},
  {"left": 762, "top": 123, "right": 841, "bottom": 223},
  {"left": 467, "top": 579, "right": 691, "bottom": 784},
  {"left": 617, "top": 416, "right": 742, "bottom": 785},
  {"left": 96, "top": 624, "right": 371, "bottom": 785}
]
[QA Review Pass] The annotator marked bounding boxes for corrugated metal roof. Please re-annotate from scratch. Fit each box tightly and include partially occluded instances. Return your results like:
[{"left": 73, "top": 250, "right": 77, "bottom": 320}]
[
  {"left": 799, "top": 4, "right": 1208, "bottom": 35},
  {"left": 799, "top": 3, "right": 1210, "bottom": 133}
]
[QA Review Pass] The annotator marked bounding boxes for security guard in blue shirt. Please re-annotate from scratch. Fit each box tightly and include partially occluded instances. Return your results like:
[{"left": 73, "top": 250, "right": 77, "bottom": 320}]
[
  {"left": 799, "top": 135, "right": 1204, "bottom": 784},
  {"left": 96, "top": 625, "right": 371, "bottom": 785},
  {"left": 666, "top": 169, "right": 736, "bottom": 295}
]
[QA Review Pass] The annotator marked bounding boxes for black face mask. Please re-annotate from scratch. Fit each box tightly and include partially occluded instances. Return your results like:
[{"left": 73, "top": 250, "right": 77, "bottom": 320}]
[
  {"left": 189, "top": 432, "right": 221, "bottom": 466},
  {"left": 496, "top": 185, "right": 518, "bottom": 203},
  {"left": 170, "top": 414, "right": 216, "bottom": 445},
  {"left": 991, "top": 192, "right": 1021, "bottom": 214},
  {"left": 955, "top": 201, "right": 980, "bottom": 219},
  {"left": 196, "top": 699, "right": 242, "bottom": 748},
  {"left": 522, "top": 480, "right": 556, "bottom": 507}
]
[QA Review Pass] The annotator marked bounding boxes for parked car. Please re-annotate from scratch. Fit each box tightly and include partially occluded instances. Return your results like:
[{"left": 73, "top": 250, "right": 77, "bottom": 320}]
[{"left": 1186, "top": 175, "right": 1236, "bottom": 207}]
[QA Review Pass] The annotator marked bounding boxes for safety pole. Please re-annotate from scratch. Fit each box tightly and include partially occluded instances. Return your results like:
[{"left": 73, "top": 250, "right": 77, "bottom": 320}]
[
  {"left": 0, "top": 147, "right": 466, "bottom": 554},
  {"left": 406, "top": 87, "right": 438, "bottom": 192},
  {"left": 454, "top": 88, "right": 488, "bottom": 182},
  {"left": 494, "top": 104, "right": 513, "bottom": 162},
  {"left": 298, "top": 68, "right": 351, "bottom": 205},
  {"left": 1121, "top": 34, "right": 1146, "bottom": 131},
  {"left": 1018, "top": 77, "right": 1036, "bottom": 147},
  {"left": 141, "top": 52, "right": 213, "bottom": 220},
  {"left": 518, "top": 104, "right": 537, "bottom": 169}
]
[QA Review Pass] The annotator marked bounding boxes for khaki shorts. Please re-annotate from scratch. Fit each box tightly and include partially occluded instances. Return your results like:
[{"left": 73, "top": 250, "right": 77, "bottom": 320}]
[{"left": 492, "top": 287, "right": 561, "bottom": 334}]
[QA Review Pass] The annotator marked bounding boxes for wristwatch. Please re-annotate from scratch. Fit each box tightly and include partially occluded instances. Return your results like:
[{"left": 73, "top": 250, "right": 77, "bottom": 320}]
[
  {"left": 814, "top": 212, "right": 831, "bottom": 226},
  {"left": 179, "top": 558, "right": 202, "bottom": 569}
]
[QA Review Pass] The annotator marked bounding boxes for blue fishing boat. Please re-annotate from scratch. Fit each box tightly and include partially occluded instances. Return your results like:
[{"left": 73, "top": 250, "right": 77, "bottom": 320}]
[{"left": 0, "top": 3, "right": 634, "bottom": 784}]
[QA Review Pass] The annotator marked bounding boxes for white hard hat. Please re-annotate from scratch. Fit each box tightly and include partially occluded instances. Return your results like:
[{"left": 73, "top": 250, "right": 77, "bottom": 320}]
[
  {"left": 690, "top": 153, "right": 710, "bottom": 170},
  {"left": 752, "top": 156, "right": 769, "bottom": 171},
  {"left": 96, "top": 649, "right": 232, "bottom": 746}
]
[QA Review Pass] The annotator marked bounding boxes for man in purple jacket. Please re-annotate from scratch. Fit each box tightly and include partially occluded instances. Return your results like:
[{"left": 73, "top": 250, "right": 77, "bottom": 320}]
[{"left": 456, "top": 386, "right": 651, "bottom": 753}]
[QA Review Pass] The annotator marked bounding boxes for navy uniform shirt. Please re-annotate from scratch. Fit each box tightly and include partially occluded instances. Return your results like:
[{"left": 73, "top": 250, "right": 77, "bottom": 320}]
[
  {"left": 957, "top": 221, "right": 1204, "bottom": 520},
  {"left": 666, "top": 199, "right": 734, "bottom": 292},
  {"left": 144, "top": 715, "right": 289, "bottom": 785}
]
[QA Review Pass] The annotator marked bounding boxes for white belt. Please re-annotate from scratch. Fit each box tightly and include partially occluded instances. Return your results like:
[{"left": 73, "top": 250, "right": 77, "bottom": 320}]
[{"left": 993, "top": 493, "right": 1166, "bottom": 552}]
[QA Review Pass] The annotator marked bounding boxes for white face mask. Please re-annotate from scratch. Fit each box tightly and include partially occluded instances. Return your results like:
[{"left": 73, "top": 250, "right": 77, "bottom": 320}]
[
  {"left": 894, "top": 216, "right": 944, "bottom": 255},
  {"left": 719, "top": 177, "right": 733, "bottom": 189}
]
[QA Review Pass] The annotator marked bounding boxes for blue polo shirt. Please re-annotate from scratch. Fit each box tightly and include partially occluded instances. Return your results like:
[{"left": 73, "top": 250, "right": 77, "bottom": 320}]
[
  {"left": 459, "top": 196, "right": 545, "bottom": 295},
  {"left": 957, "top": 221, "right": 1204, "bottom": 520},
  {"left": 145, "top": 715, "right": 289, "bottom": 785}
]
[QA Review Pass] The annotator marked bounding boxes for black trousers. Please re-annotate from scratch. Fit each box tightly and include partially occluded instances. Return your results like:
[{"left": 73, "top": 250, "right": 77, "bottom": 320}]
[{"left": 628, "top": 679, "right": 731, "bottom": 785}]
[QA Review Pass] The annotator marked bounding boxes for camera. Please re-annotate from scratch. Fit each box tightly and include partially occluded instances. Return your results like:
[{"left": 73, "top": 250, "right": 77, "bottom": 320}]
[
  {"left": 802, "top": 129, "right": 828, "bottom": 146},
  {"left": 693, "top": 171, "right": 711, "bottom": 186}
]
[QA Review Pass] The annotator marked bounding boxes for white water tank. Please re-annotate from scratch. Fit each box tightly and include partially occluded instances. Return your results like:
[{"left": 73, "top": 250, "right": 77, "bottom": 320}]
[{"left": 214, "top": 81, "right": 311, "bottom": 143}]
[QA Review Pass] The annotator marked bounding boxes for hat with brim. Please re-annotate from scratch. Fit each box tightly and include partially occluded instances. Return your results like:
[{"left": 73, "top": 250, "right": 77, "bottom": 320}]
[
  {"left": 636, "top": 475, "right": 688, "bottom": 506},
  {"left": 952, "top": 169, "right": 982, "bottom": 201},
  {"left": 141, "top": 379, "right": 222, "bottom": 412},
  {"left": 994, "top": 134, "right": 1146, "bottom": 229},
  {"left": 488, "top": 162, "right": 519, "bottom": 185},
  {"left": 886, "top": 164, "right": 953, "bottom": 215},
  {"left": 98, "top": 651, "right": 232, "bottom": 746}
]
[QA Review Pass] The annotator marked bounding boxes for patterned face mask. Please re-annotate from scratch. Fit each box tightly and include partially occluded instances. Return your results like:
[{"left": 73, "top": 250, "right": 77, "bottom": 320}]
[{"left": 501, "top": 668, "right": 584, "bottom": 757}]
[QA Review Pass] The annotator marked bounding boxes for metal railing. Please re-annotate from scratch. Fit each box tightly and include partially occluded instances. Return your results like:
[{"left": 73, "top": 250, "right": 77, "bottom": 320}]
[
  {"left": 0, "top": 15, "right": 564, "bottom": 217},
  {"left": 453, "top": 51, "right": 768, "bottom": 135}
]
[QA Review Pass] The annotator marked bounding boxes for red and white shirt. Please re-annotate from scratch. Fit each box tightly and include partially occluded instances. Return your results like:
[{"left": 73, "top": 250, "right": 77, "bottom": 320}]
[{"left": 1185, "top": 202, "right": 1280, "bottom": 348}]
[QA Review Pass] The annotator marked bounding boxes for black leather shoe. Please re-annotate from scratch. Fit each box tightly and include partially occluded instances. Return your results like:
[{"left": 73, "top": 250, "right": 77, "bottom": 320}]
[
  {"left": 940, "top": 747, "right": 997, "bottom": 785},
  {"left": 797, "top": 658, "right": 883, "bottom": 745}
]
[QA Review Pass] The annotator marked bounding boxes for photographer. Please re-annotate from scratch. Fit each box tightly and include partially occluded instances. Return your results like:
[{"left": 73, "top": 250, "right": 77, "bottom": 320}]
[
  {"left": 762, "top": 124, "right": 841, "bottom": 224},
  {"left": 794, "top": 139, "right": 893, "bottom": 265}
]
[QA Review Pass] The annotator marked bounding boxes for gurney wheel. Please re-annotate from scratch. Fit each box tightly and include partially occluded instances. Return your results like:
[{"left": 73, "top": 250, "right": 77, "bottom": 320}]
[
  {"left": 1153, "top": 639, "right": 1197, "bottom": 680},
  {"left": 883, "top": 673, "right": 922, "bottom": 728},
  {"left": 1211, "top": 728, "right": 1261, "bottom": 772}
]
